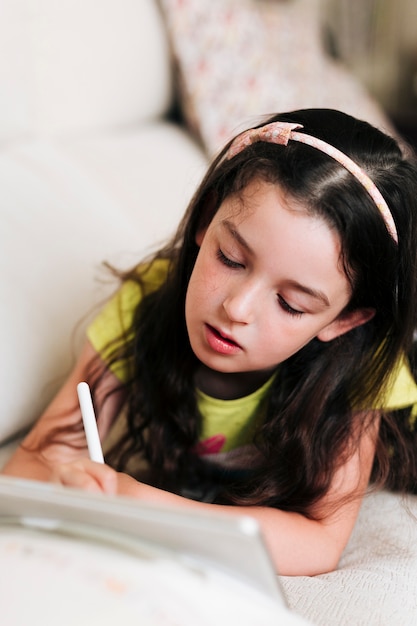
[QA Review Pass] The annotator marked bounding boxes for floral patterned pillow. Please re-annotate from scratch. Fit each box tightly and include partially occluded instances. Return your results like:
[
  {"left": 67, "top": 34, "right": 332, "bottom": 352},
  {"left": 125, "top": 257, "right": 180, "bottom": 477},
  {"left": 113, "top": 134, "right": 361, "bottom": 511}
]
[{"left": 159, "top": 0, "right": 394, "bottom": 156}]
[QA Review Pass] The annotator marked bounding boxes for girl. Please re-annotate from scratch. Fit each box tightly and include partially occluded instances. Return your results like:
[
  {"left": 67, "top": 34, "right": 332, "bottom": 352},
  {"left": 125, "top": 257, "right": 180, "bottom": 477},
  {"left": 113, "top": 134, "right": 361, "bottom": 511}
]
[{"left": 4, "top": 109, "right": 417, "bottom": 576}]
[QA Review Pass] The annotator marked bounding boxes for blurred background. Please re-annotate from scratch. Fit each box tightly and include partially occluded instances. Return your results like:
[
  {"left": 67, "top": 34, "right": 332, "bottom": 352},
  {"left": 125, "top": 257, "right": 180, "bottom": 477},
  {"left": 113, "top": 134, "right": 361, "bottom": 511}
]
[
  {"left": 1, "top": 0, "right": 416, "bottom": 149},
  {"left": 324, "top": 0, "right": 417, "bottom": 148}
]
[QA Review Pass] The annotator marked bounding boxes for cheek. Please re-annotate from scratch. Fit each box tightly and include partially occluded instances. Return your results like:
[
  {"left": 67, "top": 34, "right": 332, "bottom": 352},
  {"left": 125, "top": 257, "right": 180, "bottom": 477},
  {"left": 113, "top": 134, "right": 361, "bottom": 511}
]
[
  {"left": 191, "top": 248, "right": 219, "bottom": 292},
  {"left": 185, "top": 257, "right": 211, "bottom": 314}
]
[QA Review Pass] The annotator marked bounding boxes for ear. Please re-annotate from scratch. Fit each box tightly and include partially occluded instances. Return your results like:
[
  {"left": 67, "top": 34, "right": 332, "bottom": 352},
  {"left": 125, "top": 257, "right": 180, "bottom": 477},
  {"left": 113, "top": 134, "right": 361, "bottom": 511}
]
[{"left": 317, "top": 307, "right": 375, "bottom": 343}]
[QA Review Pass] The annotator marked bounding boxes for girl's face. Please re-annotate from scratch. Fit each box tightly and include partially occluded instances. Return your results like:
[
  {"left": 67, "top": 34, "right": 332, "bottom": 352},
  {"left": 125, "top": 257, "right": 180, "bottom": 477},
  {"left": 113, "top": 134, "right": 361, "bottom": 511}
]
[{"left": 185, "top": 178, "right": 373, "bottom": 380}]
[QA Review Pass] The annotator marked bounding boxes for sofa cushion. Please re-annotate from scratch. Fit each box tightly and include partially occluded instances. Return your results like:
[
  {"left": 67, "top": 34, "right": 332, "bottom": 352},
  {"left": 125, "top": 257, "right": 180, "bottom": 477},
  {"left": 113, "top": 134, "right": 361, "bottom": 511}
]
[
  {"left": 0, "top": 123, "right": 206, "bottom": 445},
  {"left": 160, "top": 0, "right": 395, "bottom": 156},
  {"left": 0, "top": 0, "right": 173, "bottom": 140}
]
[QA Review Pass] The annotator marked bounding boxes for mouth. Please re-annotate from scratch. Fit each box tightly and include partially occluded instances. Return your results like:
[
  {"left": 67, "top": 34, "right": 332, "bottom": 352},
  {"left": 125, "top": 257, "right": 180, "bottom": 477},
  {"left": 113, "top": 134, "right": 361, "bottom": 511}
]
[{"left": 204, "top": 324, "right": 243, "bottom": 355}]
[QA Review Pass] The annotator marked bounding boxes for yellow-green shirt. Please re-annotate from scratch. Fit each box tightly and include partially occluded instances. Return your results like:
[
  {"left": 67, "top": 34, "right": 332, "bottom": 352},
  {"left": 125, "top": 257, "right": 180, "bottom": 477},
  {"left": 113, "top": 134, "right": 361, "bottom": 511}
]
[{"left": 87, "top": 260, "right": 417, "bottom": 457}]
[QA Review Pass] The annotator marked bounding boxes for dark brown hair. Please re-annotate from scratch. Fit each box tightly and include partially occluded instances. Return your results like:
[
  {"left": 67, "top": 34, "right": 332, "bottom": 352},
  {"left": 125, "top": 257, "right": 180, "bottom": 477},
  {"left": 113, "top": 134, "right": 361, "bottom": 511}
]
[{"left": 92, "top": 109, "right": 417, "bottom": 513}]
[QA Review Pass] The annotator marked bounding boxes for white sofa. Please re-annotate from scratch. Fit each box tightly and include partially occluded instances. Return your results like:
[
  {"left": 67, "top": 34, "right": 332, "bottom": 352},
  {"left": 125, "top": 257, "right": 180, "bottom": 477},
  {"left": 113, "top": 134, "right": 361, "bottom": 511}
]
[
  {"left": 0, "top": 0, "right": 207, "bottom": 455},
  {"left": 1, "top": 1, "right": 417, "bottom": 625}
]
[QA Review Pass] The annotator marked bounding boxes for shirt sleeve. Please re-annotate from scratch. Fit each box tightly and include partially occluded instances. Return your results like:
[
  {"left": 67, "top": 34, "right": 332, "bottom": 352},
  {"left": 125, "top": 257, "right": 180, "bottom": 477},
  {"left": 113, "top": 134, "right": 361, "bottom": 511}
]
[
  {"left": 378, "top": 355, "right": 417, "bottom": 411},
  {"left": 86, "top": 258, "right": 170, "bottom": 381},
  {"left": 86, "top": 279, "right": 142, "bottom": 382}
]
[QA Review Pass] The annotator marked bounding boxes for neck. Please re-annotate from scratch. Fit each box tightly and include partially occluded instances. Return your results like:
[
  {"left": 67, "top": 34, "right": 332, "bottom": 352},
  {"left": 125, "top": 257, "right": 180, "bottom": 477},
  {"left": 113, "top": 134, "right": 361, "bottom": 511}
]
[{"left": 195, "top": 364, "right": 276, "bottom": 400}]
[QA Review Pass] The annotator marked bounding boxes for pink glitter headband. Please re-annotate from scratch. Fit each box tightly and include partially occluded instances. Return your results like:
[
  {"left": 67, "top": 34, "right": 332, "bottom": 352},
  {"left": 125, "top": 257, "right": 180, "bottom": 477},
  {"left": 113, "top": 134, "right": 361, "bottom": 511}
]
[{"left": 226, "top": 121, "right": 398, "bottom": 243}]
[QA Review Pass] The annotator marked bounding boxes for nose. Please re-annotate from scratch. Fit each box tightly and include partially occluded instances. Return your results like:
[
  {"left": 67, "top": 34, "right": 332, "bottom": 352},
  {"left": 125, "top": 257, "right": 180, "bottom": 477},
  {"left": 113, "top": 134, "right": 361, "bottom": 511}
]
[{"left": 222, "top": 282, "right": 259, "bottom": 324}]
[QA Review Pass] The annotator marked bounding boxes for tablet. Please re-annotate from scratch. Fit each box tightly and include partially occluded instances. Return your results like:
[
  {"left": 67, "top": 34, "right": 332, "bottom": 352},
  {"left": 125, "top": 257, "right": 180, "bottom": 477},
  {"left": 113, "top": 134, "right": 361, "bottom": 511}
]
[{"left": 0, "top": 475, "right": 286, "bottom": 605}]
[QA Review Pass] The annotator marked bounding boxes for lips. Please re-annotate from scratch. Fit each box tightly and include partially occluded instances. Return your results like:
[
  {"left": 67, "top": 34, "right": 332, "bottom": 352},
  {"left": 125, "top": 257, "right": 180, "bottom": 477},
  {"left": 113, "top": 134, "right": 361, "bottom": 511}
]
[{"left": 204, "top": 324, "right": 242, "bottom": 355}]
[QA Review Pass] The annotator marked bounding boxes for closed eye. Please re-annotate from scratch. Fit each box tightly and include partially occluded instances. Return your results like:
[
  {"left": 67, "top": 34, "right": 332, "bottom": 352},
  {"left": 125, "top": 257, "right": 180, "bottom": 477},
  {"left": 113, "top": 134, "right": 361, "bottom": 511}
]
[
  {"left": 216, "top": 249, "right": 244, "bottom": 269},
  {"left": 278, "top": 295, "right": 304, "bottom": 317}
]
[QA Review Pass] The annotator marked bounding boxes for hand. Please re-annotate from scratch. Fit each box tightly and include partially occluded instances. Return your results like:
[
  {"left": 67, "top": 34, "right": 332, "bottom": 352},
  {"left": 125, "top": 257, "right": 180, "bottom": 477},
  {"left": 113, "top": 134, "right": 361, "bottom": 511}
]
[{"left": 51, "top": 458, "right": 119, "bottom": 494}]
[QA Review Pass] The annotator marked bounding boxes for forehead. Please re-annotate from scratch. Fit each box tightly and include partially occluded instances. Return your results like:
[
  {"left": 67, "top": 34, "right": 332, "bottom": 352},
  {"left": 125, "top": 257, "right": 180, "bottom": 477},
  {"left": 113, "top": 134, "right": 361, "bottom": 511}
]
[
  {"left": 215, "top": 178, "right": 320, "bottom": 233},
  {"left": 219, "top": 176, "right": 310, "bottom": 218}
]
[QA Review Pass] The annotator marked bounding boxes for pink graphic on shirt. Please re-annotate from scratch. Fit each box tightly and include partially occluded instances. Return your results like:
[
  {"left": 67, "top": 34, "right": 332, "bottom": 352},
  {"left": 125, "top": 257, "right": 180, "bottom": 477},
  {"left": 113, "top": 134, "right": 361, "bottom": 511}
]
[{"left": 193, "top": 434, "right": 226, "bottom": 456}]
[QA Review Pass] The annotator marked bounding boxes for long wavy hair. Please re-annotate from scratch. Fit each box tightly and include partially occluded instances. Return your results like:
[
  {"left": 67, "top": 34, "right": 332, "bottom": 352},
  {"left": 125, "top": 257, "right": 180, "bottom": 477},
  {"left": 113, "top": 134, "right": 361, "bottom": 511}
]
[{"left": 94, "top": 109, "right": 417, "bottom": 514}]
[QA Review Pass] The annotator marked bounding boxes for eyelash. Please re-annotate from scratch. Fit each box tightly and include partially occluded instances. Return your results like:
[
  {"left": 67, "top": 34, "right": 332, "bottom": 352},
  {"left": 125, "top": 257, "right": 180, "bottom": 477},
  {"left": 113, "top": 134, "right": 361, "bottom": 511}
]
[
  {"left": 217, "top": 249, "right": 304, "bottom": 317},
  {"left": 278, "top": 295, "right": 304, "bottom": 317},
  {"left": 216, "top": 248, "right": 243, "bottom": 269}
]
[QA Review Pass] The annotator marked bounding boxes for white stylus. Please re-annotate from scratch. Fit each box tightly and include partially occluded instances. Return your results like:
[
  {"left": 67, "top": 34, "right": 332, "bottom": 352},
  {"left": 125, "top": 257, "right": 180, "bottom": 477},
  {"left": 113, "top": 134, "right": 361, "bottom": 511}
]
[{"left": 77, "top": 381, "right": 104, "bottom": 463}]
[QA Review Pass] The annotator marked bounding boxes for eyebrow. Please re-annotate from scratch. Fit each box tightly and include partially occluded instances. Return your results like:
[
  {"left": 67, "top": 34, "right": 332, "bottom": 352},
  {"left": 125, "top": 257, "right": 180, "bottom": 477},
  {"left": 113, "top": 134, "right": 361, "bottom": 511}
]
[
  {"left": 222, "top": 219, "right": 254, "bottom": 253},
  {"left": 284, "top": 281, "right": 330, "bottom": 307},
  {"left": 222, "top": 219, "right": 331, "bottom": 308}
]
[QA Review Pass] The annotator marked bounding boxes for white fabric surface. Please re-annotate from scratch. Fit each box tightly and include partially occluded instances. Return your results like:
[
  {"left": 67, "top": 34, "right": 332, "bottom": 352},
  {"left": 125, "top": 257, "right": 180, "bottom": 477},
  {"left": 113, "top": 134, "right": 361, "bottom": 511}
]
[
  {"left": 0, "top": 123, "right": 206, "bottom": 443},
  {"left": 0, "top": 0, "right": 172, "bottom": 140},
  {"left": 282, "top": 490, "right": 417, "bottom": 625},
  {"left": 0, "top": 0, "right": 203, "bottom": 443}
]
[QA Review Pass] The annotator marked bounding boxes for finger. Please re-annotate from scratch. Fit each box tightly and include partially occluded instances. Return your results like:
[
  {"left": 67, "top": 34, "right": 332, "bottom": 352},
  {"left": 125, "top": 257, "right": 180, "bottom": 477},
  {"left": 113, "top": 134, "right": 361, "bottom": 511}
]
[
  {"left": 87, "top": 460, "right": 119, "bottom": 495},
  {"left": 52, "top": 463, "right": 103, "bottom": 493},
  {"left": 52, "top": 460, "right": 119, "bottom": 495}
]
